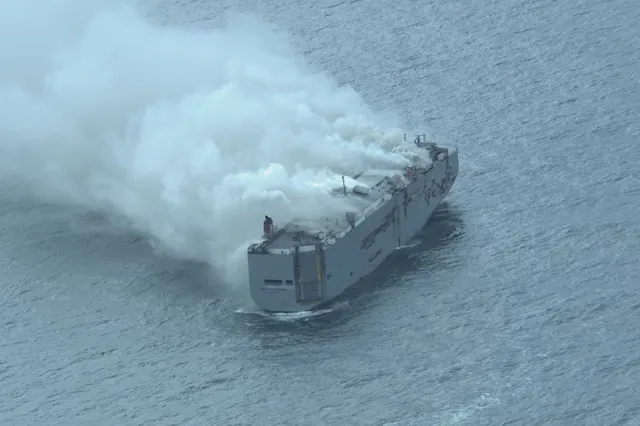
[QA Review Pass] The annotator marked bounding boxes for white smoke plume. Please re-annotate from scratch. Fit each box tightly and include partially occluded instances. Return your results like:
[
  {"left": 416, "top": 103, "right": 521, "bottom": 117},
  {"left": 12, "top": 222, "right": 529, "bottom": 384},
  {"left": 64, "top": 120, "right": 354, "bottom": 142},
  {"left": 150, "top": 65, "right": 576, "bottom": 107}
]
[{"left": 0, "top": 0, "right": 415, "bottom": 294}]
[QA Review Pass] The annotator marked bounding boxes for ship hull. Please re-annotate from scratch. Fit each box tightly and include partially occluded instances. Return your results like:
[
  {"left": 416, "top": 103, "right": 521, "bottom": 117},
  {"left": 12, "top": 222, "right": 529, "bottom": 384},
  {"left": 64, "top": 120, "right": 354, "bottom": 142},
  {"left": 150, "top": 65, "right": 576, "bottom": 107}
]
[{"left": 248, "top": 147, "right": 458, "bottom": 312}]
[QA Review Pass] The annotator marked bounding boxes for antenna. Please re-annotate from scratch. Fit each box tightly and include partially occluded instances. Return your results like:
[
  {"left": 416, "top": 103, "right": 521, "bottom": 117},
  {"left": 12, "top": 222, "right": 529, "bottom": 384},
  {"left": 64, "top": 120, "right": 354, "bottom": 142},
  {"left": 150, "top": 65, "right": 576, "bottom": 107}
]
[{"left": 342, "top": 175, "right": 347, "bottom": 196}]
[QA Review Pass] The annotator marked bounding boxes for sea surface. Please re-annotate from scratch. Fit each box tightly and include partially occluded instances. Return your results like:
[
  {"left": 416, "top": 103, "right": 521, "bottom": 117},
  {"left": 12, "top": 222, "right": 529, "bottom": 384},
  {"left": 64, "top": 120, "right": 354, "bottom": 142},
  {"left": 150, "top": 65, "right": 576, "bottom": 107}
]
[{"left": 2, "top": 0, "right": 640, "bottom": 424}]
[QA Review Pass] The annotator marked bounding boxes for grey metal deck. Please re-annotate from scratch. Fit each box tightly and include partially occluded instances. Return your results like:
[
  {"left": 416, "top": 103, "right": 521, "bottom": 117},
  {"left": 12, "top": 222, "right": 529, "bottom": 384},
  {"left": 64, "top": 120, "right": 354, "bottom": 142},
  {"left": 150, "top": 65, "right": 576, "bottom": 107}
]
[
  {"left": 259, "top": 170, "right": 402, "bottom": 251},
  {"left": 251, "top": 137, "right": 443, "bottom": 254}
]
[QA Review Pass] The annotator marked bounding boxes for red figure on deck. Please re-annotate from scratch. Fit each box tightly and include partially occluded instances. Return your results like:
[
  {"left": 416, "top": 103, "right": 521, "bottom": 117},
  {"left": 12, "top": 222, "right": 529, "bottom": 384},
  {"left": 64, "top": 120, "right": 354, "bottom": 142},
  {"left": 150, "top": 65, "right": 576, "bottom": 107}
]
[{"left": 263, "top": 215, "right": 274, "bottom": 237}]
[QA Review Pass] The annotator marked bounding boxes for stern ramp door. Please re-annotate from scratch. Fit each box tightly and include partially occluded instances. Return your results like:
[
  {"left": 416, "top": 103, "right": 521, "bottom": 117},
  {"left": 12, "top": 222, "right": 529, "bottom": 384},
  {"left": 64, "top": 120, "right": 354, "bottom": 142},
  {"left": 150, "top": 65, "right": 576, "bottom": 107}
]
[{"left": 295, "top": 246, "right": 324, "bottom": 302}]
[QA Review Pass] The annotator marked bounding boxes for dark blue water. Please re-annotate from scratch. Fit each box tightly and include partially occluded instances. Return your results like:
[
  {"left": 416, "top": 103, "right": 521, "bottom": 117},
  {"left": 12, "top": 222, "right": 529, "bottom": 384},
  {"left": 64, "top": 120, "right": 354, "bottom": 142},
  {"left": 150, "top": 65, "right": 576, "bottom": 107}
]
[{"left": 2, "top": 0, "right": 640, "bottom": 424}]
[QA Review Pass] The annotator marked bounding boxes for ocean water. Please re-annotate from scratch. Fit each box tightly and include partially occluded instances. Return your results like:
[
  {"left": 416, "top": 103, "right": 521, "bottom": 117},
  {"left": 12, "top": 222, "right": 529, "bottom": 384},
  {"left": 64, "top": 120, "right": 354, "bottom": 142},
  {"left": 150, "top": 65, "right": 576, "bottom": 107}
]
[{"left": 2, "top": 0, "right": 640, "bottom": 425}]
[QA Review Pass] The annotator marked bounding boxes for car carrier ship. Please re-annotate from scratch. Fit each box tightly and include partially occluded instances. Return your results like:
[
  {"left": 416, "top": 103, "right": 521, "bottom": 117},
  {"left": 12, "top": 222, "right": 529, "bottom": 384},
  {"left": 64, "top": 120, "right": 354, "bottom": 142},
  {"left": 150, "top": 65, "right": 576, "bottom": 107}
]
[{"left": 247, "top": 135, "right": 459, "bottom": 312}]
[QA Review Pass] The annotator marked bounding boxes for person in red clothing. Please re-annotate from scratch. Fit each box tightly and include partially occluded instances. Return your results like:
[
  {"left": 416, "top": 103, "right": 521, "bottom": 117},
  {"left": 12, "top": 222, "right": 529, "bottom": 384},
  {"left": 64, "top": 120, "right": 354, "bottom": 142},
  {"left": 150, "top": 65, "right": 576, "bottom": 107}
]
[{"left": 263, "top": 215, "right": 274, "bottom": 236}]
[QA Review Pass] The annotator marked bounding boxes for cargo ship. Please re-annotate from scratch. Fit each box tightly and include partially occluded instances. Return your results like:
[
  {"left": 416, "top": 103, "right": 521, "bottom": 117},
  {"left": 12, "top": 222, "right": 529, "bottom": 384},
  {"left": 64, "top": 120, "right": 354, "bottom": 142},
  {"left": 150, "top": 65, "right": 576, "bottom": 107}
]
[{"left": 247, "top": 135, "right": 458, "bottom": 312}]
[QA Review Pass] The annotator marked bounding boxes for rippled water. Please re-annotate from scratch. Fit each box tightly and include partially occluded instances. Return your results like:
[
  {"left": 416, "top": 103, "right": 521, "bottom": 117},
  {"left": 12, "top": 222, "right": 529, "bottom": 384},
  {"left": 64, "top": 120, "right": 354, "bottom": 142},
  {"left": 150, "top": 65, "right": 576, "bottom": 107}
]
[{"left": 2, "top": 0, "right": 640, "bottom": 424}]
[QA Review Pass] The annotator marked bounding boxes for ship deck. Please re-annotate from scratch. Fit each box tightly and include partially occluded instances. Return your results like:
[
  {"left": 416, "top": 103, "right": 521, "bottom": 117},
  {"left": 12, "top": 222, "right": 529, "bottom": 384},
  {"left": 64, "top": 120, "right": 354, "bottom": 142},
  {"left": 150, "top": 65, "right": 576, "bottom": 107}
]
[{"left": 259, "top": 170, "right": 406, "bottom": 251}]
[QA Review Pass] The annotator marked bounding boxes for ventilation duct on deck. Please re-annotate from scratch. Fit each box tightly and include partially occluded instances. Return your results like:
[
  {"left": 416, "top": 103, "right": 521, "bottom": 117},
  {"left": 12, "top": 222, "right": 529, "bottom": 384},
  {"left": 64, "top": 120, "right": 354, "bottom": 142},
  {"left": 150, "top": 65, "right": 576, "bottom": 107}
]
[{"left": 352, "top": 185, "right": 370, "bottom": 195}]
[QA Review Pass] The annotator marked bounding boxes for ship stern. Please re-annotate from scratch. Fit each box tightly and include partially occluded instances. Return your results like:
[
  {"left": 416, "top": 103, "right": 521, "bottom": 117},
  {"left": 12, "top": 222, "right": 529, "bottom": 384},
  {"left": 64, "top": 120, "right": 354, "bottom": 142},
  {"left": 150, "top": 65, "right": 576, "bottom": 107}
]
[{"left": 247, "top": 244, "right": 326, "bottom": 312}]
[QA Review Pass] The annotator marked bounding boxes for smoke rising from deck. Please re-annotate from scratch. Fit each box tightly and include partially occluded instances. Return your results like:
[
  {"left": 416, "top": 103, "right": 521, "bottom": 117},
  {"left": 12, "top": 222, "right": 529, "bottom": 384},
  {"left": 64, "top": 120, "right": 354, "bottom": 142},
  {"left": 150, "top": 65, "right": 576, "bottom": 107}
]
[{"left": 0, "top": 0, "right": 418, "bottom": 296}]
